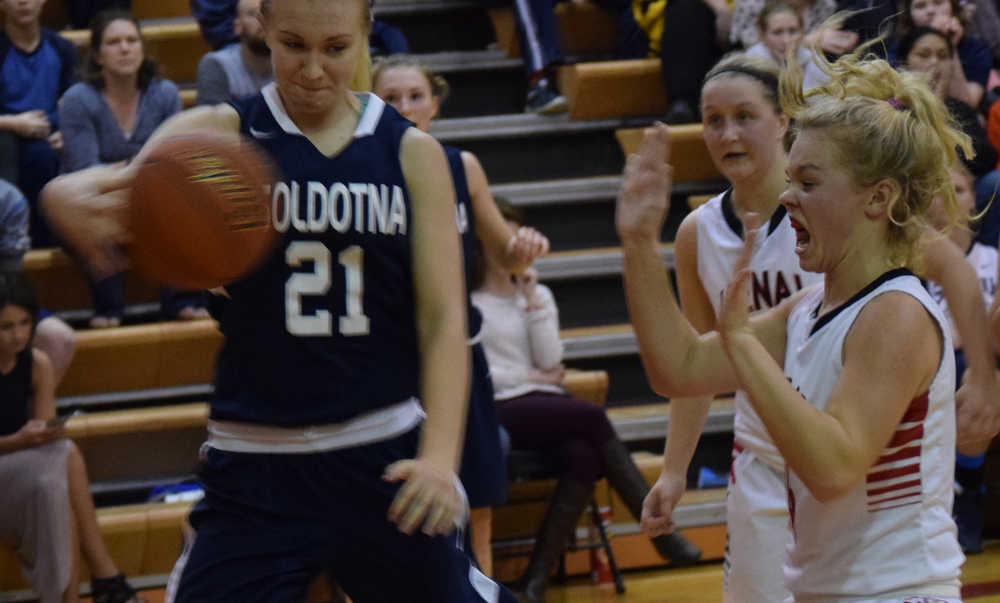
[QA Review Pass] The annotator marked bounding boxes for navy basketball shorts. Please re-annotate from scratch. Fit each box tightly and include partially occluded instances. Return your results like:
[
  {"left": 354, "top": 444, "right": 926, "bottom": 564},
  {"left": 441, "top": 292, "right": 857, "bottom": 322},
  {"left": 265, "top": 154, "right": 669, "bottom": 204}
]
[{"left": 167, "top": 427, "right": 517, "bottom": 603}]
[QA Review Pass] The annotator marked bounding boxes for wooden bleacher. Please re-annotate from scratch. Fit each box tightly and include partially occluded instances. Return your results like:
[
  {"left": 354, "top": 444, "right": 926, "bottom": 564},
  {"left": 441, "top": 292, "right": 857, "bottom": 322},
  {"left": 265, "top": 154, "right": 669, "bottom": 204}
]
[
  {"left": 616, "top": 124, "right": 722, "bottom": 183},
  {"left": 487, "top": 3, "right": 616, "bottom": 59},
  {"left": 559, "top": 58, "right": 664, "bottom": 120}
]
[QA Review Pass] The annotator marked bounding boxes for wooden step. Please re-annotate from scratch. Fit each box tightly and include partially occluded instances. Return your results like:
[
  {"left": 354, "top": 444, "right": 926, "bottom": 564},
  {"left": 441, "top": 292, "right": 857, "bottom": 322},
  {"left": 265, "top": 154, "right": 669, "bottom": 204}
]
[
  {"left": 616, "top": 124, "right": 723, "bottom": 183},
  {"left": 561, "top": 58, "right": 665, "bottom": 120}
]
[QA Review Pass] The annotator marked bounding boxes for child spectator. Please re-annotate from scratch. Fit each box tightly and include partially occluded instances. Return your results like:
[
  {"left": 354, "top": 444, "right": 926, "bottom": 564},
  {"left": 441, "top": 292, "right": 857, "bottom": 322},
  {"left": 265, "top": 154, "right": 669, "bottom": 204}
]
[
  {"left": 195, "top": 0, "right": 273, "bottom": 105},
  {"left": 891, "top": 0, "right": 991, "bottom": 109},
  {"left": 732, "top": 0, "right": 840, "bottom": 50},
  {"left": 0, "top": 270, "right": 140, "bottom": 603},
  {"left": 0, "top": 0, "right": 77, "bottom": 247},
  {"left": 473, "top": 201, "right": 700, "bottom": 603},
  {"left": 745, "top": 0, "right": 811, "bottom": 67},
  {"left": 0, "top": 179, "right": 75, "bottom": 383},
  {"left": 59, "top": 10, "right": 207, "bottom": 327}
]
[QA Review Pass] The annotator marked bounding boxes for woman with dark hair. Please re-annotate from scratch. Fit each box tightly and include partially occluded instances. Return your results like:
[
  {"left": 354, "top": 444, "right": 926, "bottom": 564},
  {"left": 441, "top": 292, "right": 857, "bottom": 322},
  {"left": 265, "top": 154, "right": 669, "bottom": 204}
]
[
  {"left": 58, "top": 10, "right": 207, "bottom": 327},
  {"left": 0, "top": 271, "right": 141, "bottom": 603},
  {"left": 892, "top": 0, "right": 991, "bottom": 108}
]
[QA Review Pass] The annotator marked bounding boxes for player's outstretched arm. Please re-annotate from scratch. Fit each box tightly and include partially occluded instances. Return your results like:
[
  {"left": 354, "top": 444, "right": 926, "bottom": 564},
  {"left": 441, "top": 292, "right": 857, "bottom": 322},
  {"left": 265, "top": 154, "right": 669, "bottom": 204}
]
[
  {"left": 642, "top": 213, "right": 716, "bottom": 538},
  {"left": 40, "top": 105, "right": 242, "bottom": 276},
  {"left": 617, "top": 124, "right": 767, "bottom": 397},
  {"left": 384, "top": 128, "right": 470, "bottom": 537},
  {"left": 920, "top": 232, "right": 1000, "bottom": 453},
  {"left": 462, "top": 151, "right": 549, "bottom": 272}
]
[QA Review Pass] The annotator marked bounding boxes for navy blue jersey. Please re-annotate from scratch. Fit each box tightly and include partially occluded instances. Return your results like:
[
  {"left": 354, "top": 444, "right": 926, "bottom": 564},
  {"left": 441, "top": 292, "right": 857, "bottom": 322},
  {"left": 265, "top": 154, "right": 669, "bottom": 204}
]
[
  {"left": 214, "top": 85, "right": 420, "bottom": 426},
  {"left": 444, "top": 145, "right": 483, "bottom": 338}
]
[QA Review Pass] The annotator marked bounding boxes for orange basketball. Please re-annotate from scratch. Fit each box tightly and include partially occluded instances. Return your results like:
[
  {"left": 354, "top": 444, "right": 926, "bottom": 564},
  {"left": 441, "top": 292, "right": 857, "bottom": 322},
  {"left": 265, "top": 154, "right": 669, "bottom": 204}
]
[{"left": 127, "top": 134, "right": 279, "bottom": 289}]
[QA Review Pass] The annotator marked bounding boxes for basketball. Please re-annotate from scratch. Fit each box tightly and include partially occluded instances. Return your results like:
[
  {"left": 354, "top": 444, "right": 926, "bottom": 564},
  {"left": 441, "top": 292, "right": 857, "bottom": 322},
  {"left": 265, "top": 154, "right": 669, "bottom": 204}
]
[{"left": 127, "top": 134, "right": 279, "bottom": 289}]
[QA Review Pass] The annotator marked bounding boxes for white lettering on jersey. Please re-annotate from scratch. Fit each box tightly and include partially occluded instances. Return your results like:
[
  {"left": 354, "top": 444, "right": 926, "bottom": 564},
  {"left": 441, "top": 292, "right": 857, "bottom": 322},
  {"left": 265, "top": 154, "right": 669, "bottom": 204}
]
[{"left": 270, "top": 180, "right": 408, "bottom": 236}]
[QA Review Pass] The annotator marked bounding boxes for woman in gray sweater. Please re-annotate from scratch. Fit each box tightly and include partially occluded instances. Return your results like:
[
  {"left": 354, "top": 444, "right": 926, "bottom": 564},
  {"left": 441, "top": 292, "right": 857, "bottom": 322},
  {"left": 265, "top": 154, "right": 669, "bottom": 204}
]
[{"left": 58, "top": 10, "right": 207, "bottom": 327}]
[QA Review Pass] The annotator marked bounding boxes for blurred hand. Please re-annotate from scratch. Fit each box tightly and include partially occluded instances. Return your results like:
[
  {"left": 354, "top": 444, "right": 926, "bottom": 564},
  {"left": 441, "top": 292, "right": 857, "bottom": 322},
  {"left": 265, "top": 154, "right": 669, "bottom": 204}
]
[
  {"left": 529, "top": 364, "right": 565, "bottom": 386},
  {"left": 616, "top": 123, "right": 673, "bottom": 245},
  {"left": 40, "top": 164, "right": 134, "bottom": 278},
  {"left": 515, "top": 266, "right": 539, "bottom": 305},
  {"left": 384, "top": 458, "right": 467, "bottom": 536},
  {"left": 641, "top": 472, "right": 686, "bottom": 536},
  {"left": 955, "top": 368, "right": 1000, "bottom": 454},
  {"left": 12, "top": 110, "right": 51, "bottom": 139},
  {"left": 505, "top": 226, "right": 549, "bottom": 271},
  {"left": 932, "top": 14, "right": 964, "bottom": 46},
  {"left": 16, "top": 419, "right": 64, "bottom": 448},
  {"left": 47, "top": 131, "right": 63, "bottom": 151},
  {"left": 818, "top": 27, "right": 859, "bottom": 56},
  {"left": 718, "top": 216, "right": 762, "bottom": 347}
]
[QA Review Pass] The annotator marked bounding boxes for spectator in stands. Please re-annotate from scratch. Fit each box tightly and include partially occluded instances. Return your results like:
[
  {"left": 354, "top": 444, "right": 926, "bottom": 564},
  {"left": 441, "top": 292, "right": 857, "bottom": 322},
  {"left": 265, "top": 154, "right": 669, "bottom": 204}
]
[
  {"left": 731, "top": 0, "right": 856, "bottom": 53},
  {"left": 745, "top": 0, "right": 811, "bottom": 67},
  {"left": 190, "top": 0, "right": 239, "bottom": 50},
  {"left": 372, "top": 55, "right": 550, "bottom": 577},
  {"left": 473, "top": 200, "right": 701, "bottom": 603},
  {"left": 507, "top": 0, "right": 569, "bottom": 114},
  {"left": 59, "top": 10, "right": 208, "bottom": 327},
  {"left": 0, "top": 271, "right": 140, "bottom": 603},
  {"left": 0, "top": 179, "right": 76, "bottom": 384},
  {"left": 891, "top": 0, "right": 991, "bottom": 109},
  {"left": 0, "top": 0, "right": 77, "bottom": 247},
  {"left": 195, "top": 0, "right": 273, "bottom": 105}
]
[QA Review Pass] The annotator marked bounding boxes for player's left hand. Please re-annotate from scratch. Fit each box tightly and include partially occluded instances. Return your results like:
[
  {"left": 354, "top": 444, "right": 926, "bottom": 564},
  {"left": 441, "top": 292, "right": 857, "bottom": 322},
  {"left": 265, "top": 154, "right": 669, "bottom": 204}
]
[
  {"left": 384, "top": 458, "right": 468, "bottom": 536},
  {"left": 955, "top": 368, "right": 1000, "bottom": 454}
]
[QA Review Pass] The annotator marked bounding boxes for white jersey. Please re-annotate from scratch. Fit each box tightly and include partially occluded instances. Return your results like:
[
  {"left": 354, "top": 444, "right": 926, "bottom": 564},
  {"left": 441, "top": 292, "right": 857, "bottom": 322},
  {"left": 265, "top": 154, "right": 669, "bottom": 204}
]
[
  {"left": 926, "top": 241, "right": 998, "bottom": 342},
  {"left": 783, "top": 270, "right": 963, "bottom": 601},
  {"left": 694, "top": 190, "right": 823, "bottom": 470}
]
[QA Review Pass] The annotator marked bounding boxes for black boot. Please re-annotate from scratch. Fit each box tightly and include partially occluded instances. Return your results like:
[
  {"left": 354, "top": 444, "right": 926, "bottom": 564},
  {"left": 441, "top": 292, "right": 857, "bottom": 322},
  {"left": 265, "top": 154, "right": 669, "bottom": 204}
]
[
  {"left": 511, "top": 478, "right": 594, "bottom": 603},
  {"left": 602, "top": 438, "right": 702, "bottom": 566}
]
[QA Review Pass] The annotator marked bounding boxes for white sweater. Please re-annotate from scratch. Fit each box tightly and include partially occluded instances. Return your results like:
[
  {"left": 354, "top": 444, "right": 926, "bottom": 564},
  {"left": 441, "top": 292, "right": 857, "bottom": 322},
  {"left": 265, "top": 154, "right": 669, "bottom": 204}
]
[{"left": 471, "top": 284, "right": 565, "bottom": 400}]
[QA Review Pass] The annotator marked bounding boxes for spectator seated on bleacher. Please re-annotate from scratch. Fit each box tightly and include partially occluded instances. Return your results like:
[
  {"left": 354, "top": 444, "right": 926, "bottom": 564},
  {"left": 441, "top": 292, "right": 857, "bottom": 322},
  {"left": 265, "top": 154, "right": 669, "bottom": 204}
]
[
  {"left": 0, "top": 178, "right": 76, "bottom": 383},
  {"left": 889, "top": 0, "right": 991, "bottom": 110},
  {"left": 0, "top": 271, "right": 140, "bottom": 603},
  {"left": 195, "top": 0, "right": 272, "bottom": 105},
  {"left": 0, "top": 0, "right": 77, "bottom": 247},
  {"left": 472, "top": 200, "right": 701, "bottom": 603},
  {"left": 59, "top": 10, "right": 208, "bottom": 329},
  {"left": 744, "top": 0, "right": 811, "bottom": 68}
]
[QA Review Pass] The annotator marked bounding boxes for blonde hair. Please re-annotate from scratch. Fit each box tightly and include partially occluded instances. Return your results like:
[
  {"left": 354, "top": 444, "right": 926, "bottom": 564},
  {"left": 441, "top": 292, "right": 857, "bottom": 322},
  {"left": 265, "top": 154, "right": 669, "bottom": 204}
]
[
  {"left": 372, "top": 54, "right": 451, "bottom": 103},
  {"left": 260, "top": 0, "right": 373, "bottom": 91},
  {"left": 780, "top": 22, "right": 972, "bottom": 269}
]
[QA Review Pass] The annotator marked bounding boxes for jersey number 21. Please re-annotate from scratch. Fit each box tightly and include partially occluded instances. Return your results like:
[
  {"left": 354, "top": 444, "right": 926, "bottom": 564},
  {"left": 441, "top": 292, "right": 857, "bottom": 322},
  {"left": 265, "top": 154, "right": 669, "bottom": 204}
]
[{"left": 285, "top": 241, "right": 370, "bottom": 336}]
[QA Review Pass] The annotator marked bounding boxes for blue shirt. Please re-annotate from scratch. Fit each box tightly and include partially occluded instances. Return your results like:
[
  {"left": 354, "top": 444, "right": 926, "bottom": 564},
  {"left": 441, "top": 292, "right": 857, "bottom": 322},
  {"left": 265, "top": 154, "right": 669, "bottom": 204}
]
[{"left": 1, "top": 36, "right": 63, "bottom": 126}]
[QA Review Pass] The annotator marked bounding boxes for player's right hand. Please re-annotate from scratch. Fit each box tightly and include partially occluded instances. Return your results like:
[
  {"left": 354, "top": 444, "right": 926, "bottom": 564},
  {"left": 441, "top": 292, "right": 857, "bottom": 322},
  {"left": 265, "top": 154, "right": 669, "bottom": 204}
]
[
  {"left": 641, "top": 472, "right": 686, "bottom": 537},
  {"left": 16, "top": 419, "right": 64, "bottom": 448},
  {"left": 384, "top": 458, "right": 468, "bottom": 537},
  {"left": 40, "top": 164, "right": 134, "bottom": 278},
  {"left": 616, "top": 123, "right": 673, "bottom": 246}
]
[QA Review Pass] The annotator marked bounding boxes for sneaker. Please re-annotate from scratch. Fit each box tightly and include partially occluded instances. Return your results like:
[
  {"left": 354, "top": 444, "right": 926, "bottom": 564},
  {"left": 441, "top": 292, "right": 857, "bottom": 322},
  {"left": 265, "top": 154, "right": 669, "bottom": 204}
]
[
  {"left": 954, "top": 482, "right": 985, "bottom": 554},
  {"left": 525, "top": 78, "right": 568, "bottom": 115}
]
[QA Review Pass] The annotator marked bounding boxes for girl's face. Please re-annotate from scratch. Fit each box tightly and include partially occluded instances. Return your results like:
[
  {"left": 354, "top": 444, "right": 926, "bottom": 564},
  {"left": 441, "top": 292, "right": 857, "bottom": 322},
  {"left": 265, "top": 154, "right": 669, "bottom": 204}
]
[
  {"left": 0, "top": 305, "right": 32, "bottom": 357},
  {"left": 910, "top": 0, "right": 953, "bottom": 27},
  {"left": 97, "top": 19, "right": 144, "bottom": 80},
  {"left": 905, "top": 32, "right": 951, "bottom": 74},
  {"left": 700, "top": 75, "right": 788, "bottom": 185},
  {"left": 264, "top": 0, "right": 368, "bottom": 120},
  {"left": 373, "top": 66, "right": 440, "bottom": 132},
  {"left": 781, "top": 128, "right": 875, "bottom": 274},
  {"left": 761, "top": 10, "right": 803, "bottom": 61}
]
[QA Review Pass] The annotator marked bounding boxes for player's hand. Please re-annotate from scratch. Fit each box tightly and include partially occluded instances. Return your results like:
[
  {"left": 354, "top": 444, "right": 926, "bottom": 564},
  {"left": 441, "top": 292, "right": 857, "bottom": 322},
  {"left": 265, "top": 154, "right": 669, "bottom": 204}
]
[
  {"left": 955, "top": 368, "right": 1000, "bottom": 454},
  {"left": 384, "top": 458, "right": 468, "bottom": 537},
  {"left": 12, "top": 110, "right": 51, "bottom": 139},
  {"left": 40, "top": 164, "right": 134, "bottom": 278},
  {"left": 641, "top": 472, "right": 685, "bottom": 537},
  {"left": 16, "top": 419, "right": 64, "bottom": 448},
  {"left": 616, "top": 123, "right": 673, "bottom": 245},
  {"left": 505, "top": 226, "right": 549, "bottom": 271},
  {"left": 718, "top": 216, "right": 761, "bottom": 347}
]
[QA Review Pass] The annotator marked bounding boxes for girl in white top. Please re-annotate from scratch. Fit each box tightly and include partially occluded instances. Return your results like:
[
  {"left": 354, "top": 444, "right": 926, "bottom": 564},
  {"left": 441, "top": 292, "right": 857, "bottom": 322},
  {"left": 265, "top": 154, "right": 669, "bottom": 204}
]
[{"left": 621, "top": 46, "right": 972, "bottom": 600}]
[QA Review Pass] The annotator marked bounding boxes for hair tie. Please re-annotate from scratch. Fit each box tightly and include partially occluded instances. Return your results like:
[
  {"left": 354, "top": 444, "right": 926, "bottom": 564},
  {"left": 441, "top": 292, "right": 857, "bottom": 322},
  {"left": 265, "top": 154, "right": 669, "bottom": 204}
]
[{"left": 887, "top": 97, "right": 906, "bottom": 111}]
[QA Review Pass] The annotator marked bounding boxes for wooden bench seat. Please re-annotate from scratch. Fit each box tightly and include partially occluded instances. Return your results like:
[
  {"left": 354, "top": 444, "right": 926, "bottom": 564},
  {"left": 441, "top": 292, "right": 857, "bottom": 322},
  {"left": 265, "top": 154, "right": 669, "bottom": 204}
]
[
  {"left": 560, "top": 58, "right": 664, "bottom": 120},
  {"left": 489, "top": 3, "right": 616, "bottom": 59},
  {"left": 616, "top": 124, "right": 722, "bottom": 183}
]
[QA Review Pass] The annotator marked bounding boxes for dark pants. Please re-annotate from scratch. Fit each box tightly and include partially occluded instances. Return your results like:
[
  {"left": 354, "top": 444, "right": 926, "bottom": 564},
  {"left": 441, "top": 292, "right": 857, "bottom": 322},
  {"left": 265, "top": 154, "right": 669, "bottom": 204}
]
[
  {"left": 89, "top": 272, "right": 206, "bottom": 320},
  {"left": 659, "top": 0, "right": 723, "bottom": 104},
  {"left": 512, "top": 0, "right": 563, "bottom": 75},
  {"left": 6, "top": 135, "right": 61, "bottom": 248},
  {"left": 496, "top": 391, "right": 617, "bottom": 483}
]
